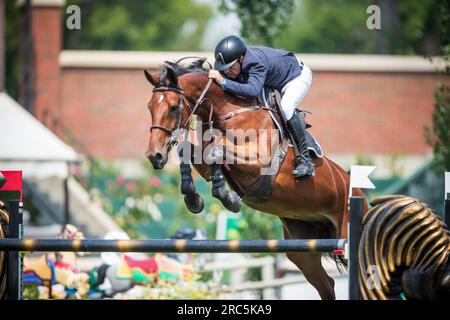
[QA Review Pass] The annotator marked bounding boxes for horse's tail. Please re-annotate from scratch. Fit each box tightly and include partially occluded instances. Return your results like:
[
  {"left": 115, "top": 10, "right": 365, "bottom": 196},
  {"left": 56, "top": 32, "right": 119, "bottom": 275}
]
[
  {"left": 331, "top": 254, "right": 348, "bottom": 274},
  {"left": 306, "top": 218, "right": 348, "bottom": 272}
]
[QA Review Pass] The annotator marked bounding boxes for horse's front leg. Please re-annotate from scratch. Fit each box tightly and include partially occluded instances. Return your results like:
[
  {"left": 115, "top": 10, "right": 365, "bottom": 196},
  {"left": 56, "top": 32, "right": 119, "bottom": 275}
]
[
  {"left": 205, "top": 144, "right": 241, "bottom": 213},
  {"left": 180, "top": 162, "right": 204, "bottom": 213},
  {"left": 178, "top": 144, "right": 204, "bottom": 214}
]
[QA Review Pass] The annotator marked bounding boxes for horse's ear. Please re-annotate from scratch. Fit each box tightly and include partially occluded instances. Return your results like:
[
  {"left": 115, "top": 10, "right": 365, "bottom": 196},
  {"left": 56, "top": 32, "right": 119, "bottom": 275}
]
[
  {"left": 166, "top": 66, "right": 178, "bottom": 87},
  {"left": 165, "top": 61, "right": 178, "bottom": 70},
  {"left": 192, "top": 58, "right": 207, "bottom": 69},
  {"left": 144, "top": 69, "right": 159, "bottom": 86}
]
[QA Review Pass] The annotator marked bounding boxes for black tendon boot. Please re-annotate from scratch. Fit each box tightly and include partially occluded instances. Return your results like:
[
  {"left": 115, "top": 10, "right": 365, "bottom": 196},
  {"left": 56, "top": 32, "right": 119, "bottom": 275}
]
[
  {"left": 287, "top": 114, "right": 315, "bottom": 178},
  {"left": 210, "top": 164, "right": 240, "bottom": 212},
  {"left": 180, "top": 162, "right": 204, "bottom": 213}
]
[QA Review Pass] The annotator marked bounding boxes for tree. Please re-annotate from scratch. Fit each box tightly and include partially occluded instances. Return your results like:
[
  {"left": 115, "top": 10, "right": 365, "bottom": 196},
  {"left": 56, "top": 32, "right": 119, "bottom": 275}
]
[
  {"left": 273, "top": 0, "right": 442, "bottom": 55},
  {"left": 426, "top": 85, "right": 450, "bottom": 173},
  {"left": 374, "top": 0, "right": 440, "bottom": 54},
  {"left": 275, "top": 0, "right": 375, "bottom": 53},
  {"left": 219, "top": 0, "right": 296, "bottom": 46},
  {"left": 63, "top": 0, "right": 213, "bottom": 51},
  {"left": 425, "top": 0, "right": 450, "bottom": 173}
]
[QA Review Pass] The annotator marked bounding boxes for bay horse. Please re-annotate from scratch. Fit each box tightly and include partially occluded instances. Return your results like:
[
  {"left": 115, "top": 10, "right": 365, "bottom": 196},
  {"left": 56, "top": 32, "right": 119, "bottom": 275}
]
[{"left": 143, "top": 59, "right": 368, "bottom": 300}]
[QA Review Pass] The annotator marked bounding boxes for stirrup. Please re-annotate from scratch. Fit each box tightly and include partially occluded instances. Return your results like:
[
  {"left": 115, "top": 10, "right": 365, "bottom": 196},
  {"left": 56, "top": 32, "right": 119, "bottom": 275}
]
[
  {"left": 292, "top": 157, "right": 315, "bottom": 178},
  {"left": 292, "top": 167, "right": 315, "bottom": 178}
]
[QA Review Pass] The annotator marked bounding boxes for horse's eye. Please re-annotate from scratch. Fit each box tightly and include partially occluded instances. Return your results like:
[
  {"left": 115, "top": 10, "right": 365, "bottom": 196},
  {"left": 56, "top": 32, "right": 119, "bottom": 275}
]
[{"left": 169, "top": 105, "right": 179, "bottom": 113}]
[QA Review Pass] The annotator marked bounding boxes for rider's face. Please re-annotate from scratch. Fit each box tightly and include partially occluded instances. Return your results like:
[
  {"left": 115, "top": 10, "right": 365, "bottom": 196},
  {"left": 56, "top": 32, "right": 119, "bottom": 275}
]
[{"left": 223, "top": 56, "right": 243, "bottom": 79}]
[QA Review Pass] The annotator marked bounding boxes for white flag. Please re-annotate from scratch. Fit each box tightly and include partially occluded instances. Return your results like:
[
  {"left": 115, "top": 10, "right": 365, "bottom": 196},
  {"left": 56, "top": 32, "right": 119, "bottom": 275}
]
[{"left": 350, "top": 165, "right": 376, "bottom": 196}]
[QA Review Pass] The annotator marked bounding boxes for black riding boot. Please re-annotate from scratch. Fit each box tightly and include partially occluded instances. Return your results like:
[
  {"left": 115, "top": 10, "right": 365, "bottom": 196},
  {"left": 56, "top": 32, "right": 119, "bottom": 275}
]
[{"left": 287, "top": 114, "right": 315, "bottom": 178}]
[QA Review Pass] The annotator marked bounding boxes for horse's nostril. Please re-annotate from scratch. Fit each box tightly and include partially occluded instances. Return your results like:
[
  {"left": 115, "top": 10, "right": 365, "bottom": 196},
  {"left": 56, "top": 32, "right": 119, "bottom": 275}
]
[
  {"left": 155, "top": 152, "right": 163, "bottom": 162},
  {"left": 146, "top": 150, "right": 165, "bottom": 169}
]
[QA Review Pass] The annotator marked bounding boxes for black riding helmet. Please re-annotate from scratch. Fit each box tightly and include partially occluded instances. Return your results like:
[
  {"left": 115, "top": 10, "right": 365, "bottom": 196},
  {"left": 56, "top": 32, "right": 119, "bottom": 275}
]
[{"left": 214, "top": 35, "right": 247, "bottom": 71}]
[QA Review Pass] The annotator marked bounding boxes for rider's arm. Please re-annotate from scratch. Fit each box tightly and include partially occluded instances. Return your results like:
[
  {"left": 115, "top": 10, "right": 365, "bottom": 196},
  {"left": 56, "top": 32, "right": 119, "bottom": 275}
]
[{"left": 224, "top": 62, "right": 267, "bottom": 99}]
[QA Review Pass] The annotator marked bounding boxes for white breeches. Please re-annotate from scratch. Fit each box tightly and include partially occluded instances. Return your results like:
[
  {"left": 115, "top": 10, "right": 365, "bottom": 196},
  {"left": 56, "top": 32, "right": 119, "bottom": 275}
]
[{"left": 280, "top": 58, "right": 312, "bottom": 120}]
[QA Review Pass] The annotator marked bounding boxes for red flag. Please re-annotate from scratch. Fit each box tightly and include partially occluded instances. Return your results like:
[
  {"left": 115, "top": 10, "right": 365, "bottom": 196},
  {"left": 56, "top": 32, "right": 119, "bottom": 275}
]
[{"left": 0, "top": 171, "right": 23, "bottom": 201}]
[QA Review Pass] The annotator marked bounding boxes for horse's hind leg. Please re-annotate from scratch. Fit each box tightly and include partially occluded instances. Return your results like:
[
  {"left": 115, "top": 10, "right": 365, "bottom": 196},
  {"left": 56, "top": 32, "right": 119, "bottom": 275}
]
[
  {"left": 286, "top": 252, "right": 335, "bottom": 300},
  {"left": 282, "top": 218, "right": 336, "bottom": 300}
]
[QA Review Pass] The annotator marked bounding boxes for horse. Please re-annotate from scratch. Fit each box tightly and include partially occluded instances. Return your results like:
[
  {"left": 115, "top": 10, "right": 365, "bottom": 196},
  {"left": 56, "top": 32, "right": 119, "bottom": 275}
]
[{"left": 143, "top": 59, "right": 368, "bottom": 300}]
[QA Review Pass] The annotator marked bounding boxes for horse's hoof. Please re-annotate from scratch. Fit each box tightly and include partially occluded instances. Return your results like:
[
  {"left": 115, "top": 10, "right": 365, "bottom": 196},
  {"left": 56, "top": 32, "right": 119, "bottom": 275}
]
[
  {"left": 184, "top": 193, "right": 204, "bottom": 214},
  {"left": 225, "top": 190, "right": 241, "bottom": 213}
]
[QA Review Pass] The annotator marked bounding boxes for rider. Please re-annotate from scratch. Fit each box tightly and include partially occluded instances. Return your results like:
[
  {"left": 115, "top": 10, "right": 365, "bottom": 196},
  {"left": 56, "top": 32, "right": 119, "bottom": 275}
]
[{"left": 208, "top": 35, "right": 315, "bottom": 178}]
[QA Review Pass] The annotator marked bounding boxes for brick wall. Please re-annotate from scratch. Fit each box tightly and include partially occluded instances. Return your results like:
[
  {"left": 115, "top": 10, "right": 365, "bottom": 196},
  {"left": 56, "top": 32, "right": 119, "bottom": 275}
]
[
  {"left": 61, "top": 68, "right": 150, "bottom": 158},
  {"left": 303, "top": 71, "right": 448, "bottom": 154},
  {"left": 19, "top": 6, "right": 62, "bottom": 120}
]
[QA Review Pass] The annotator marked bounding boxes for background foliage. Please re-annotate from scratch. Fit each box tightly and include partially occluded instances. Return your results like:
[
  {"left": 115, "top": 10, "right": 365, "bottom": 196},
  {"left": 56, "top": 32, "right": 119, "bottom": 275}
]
[
  {"left": 219, "top": 0, "right": 296, "bottom": 47},
  {"left": 425, "top": 0, "right": 450, "bottom": 174},
  {"left": 221, "top": 0, "right": 441, "bottom": 54},
  {"left": 63, "top": 0, "right": 213, "bottom": 51}
]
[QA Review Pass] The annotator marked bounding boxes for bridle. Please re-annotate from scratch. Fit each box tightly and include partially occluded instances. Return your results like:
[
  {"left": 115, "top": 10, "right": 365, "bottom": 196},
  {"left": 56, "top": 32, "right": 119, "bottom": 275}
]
[
  {"left": 150, "top": 78, "right": 213, "bottom": 152},
  {"left": 151, "top": 85, "right": 185, "bottom": 136}
]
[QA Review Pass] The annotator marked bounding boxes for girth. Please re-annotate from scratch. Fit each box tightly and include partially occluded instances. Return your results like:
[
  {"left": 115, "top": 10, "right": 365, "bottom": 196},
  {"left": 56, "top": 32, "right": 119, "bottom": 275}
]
[{"left": 222, "top": 138, "right": 290, "bottom": 204}]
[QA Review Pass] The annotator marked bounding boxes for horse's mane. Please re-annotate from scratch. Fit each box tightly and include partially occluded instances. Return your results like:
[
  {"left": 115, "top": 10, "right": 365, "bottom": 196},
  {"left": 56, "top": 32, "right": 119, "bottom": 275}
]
[
  {"left": 358, "top": 195, "right": 450, "bottom": 300},
  {"left": 159, "top": 58, "right": 208, "bottom": 83}
]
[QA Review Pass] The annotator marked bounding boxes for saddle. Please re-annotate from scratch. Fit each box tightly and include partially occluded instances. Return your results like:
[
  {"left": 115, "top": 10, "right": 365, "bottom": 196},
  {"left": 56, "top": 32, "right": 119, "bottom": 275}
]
[{"left": 222, "top": 88, "right": 323, "bottom": 204}]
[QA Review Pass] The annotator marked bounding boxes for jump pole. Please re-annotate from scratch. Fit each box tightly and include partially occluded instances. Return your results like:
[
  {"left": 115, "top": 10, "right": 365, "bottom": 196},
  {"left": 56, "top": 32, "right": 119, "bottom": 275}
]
[{"left": 0, "top": 238, "right": 345, "bottom": 253}]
